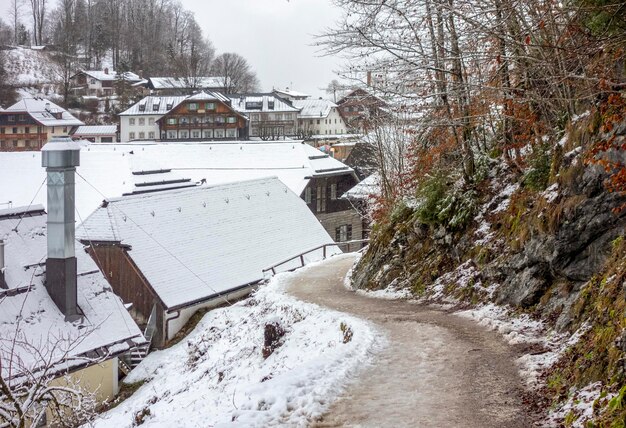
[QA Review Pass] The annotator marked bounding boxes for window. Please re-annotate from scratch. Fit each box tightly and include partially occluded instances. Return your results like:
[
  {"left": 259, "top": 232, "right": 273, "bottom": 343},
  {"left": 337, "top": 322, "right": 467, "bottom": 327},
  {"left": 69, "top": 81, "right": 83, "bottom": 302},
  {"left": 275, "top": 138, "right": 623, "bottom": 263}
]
[
  {"left": 148, "top": 117, "right": 155, "bottom": 125},
  {"left": 63, "top": 127, "right": 68, "bottom": 133},
  {"left": 90, "top": 78, "right": 96, "bottom": 84},
  {"left": 17, "top": 140, "right": 24, "bottom": 148},
  {"left": 335, "top": 118, "right": 337, "bottom": 124},
  {"left": 335, "top": 225, "right": 352, "bottom": 242},
  {"left": 227, "top": 116, "right": 237, "bottom": 124},
  {"left": 139, "top": 132, "right": 145, "bottom": 139},
  {"left": 304, "top": 187, "right": 311, "bottom": 204},
  {"left": 12, "top": 127, "right": 17, "bottom": 134},
  {"left": 179, "top": 130, "right": 189, "bottom": 139},
  {"left": 227, "top": 129, "right": 237, "bottom": 138},
  {"left": 180, "top": 117, "right": 189, "bottom": 125},
  {"left": 139, "top": 118, "right": 145, "bottom": 126},
  {"left": 167, "top": 130, "right": 177, "bottom": 139},
  {"left": 129, "top": 132, "right": 135, "bottom": 140},
  {"left": 205, "top": 102, "right": 215, "bottom": 110},
  {"left": 317, "top": 119, "right": 320, "bottom": 125},
  {"left": 167, "top": 118, "right": 177, "bottom": 125},
  {"left": 285, "top": 113, "right": 292, "bottom": 120},
  {"left": 101, "top": 137, "right": 113, "bottom": 143},
  {"left": 274, "top": 113, "right": 283, "bottom": 121},
  {"left": 0, "top": 128, "right": 4, "bottom": 134},
  {"left": 214, "top": 129, "right": 225, "bottom": 138},
  {"left": 330, "top": 183, "right": 337, "bottom": 200},
  {"left": 148, "top": 132, "right": 155, "bottom": 139},
  {"left": 129, "top": 118, "right": 136, "bottom": 125},
  {"left": 192, "top": 130, "right": 200, "bottom": 138},
  {"left": 203, "top": 129, "right": 213, "bottom": 139},
  {"left": 205, "top": 116, "right": 214, "bottom": 124},
  {"left": 8, "top": 115, "right": 14, "bottom": 122},
  {"left": 29, "top": 140, "right": 38, "bottom": 148},
  {"left": 25, "top": 126, "right": 29, "bottom": 134},
  {"left": 215, "top": 116, "right": 224, "bottom": 124},
  {"left": 139, "top": 104, "right": 146, "bottom": 112},
  {"left": 316, "top": 185, "right": 326, "bottom": 212},
  {"left": 18, "top": 115, "right": 25, "bottom": 122},
  {"left": 189, "top": 103, "right": 198, "bottom": 111},
  {"left": 153, "top": 103, "right": 160, "bottom": 112},
  {"left": 252, "top": 114, "right": 260, "bottom": 122}
]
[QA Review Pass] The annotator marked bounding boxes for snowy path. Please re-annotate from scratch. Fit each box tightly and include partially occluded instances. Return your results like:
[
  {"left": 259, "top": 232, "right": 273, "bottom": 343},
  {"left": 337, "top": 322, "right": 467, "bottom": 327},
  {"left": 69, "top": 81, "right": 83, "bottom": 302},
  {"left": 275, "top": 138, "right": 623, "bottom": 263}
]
[{"left": 287, "top": 254, "right": 532, "bottom": 427}]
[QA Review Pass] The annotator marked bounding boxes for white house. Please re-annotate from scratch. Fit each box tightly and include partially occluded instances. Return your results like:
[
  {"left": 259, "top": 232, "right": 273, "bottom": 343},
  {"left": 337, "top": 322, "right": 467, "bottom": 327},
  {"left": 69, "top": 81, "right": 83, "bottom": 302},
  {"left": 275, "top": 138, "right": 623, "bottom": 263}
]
[
  {"left": 70, "top": 69, "right": 142, "bottom": 97},
  {"left": 118, "top": 95, "right": 187, "bottom": 141},
  {"left": 77, "top": 177, "right": 340, "bottom": 345},
  {"left": 229, "top": 94, "right": 300, "bottom": 139},
  {"left": 273, "top": 87, "right": 310, "bottom": 101},
  {"left": 292, "top": 98, "right": 348, "bottom": 137}
]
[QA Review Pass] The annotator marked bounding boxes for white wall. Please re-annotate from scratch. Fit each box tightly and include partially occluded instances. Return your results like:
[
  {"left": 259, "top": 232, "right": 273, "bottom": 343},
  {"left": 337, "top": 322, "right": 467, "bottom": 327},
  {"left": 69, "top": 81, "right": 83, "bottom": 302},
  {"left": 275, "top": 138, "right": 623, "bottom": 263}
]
[
  {"left": 300, "top": 107, "right": 347, "bottom": 136},
  {"left": 120, "top": 115, "right": 162, "bottom": 142}
]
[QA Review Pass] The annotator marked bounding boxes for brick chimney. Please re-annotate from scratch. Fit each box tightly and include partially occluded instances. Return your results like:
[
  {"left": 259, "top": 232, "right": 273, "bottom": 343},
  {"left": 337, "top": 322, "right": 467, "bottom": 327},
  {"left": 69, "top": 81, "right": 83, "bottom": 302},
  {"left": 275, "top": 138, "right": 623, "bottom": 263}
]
[{"left": 42, "top": 141, "right": 81, "bottom": 319}]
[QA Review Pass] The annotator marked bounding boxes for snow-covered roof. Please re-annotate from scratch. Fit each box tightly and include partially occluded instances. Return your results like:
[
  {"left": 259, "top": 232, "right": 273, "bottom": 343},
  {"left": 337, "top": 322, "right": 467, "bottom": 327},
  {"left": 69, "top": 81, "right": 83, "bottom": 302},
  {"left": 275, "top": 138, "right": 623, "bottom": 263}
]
[
  {"left": 147, "top": 77, "right": 225, "bottom": 90},
  {"left": 77, "top": 177, "right": 337, "bottom": 310},
  {"left": 0, "top": 141, "right": 355, "bottom": 220},
  {"left": 229, "top": 94, "right": 300, "bottom": 113},
  {"left": 4, "top": 98, "right": 84, "bottom": 127},
  {"left": 80, "top": 70, "right": 141, "bottom": 82},
  {"left": 73, "top": 125, "right": 117, "bottom": 136},
  {"left": 119, "top": 95, "right": 187, "bottom": 116},
  {"left": 273, "top": 88, "right": 310, "bottom": 99},
  {"left": 342, "top": 173, "right": 380, "bottom": 201},
  {"left": 0, "top": 209, "right": 144, "bottom": 383},
  {"left": 186, "top": 91, "right": 231, "bottom": 104},
  {"left": 292, "top": 99, "right": 337, "bottom": 119}
]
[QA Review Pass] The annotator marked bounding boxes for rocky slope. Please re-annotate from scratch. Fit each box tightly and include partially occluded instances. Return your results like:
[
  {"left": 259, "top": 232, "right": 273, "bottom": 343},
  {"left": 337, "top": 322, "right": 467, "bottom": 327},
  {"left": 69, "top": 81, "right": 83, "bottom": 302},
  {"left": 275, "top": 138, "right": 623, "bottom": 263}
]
[{"left": 350, "top": 113, "right": 626, "bottom": 427}]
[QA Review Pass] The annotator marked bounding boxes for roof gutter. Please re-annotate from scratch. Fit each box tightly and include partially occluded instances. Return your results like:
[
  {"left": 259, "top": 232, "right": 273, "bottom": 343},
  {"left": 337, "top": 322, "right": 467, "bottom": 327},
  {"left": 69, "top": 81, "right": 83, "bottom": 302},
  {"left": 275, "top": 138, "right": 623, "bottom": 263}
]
[{"left": 165, "top": 279, "right": 262, "bottom": 312}]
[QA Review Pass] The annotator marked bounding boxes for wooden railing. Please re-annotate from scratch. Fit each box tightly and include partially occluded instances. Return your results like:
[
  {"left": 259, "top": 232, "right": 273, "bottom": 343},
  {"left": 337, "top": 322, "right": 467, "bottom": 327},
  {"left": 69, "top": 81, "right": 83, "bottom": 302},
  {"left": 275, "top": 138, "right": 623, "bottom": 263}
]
[{"left": 262, "top": 239, "right": 369, "bottom": 277}]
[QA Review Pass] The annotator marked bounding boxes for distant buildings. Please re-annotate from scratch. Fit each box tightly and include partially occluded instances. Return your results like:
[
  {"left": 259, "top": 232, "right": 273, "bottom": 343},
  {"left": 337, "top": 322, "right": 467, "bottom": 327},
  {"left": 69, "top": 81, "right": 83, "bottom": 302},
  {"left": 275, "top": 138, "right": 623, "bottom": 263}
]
[
  {"left": 141, "top": 77, "right": 227, "bottom": 95},
  {"left": 229, "top": 94, "right": 300, "bottom": 140},
  {"left": 293, "top": 98, "right": 347, "bottom": 137},
  {"left": 119, "top": 95, "right": 187, "bottom": 142},
  {"left": 0, "top": 98, "right": 83, "bottom": 151},
  {"left": 70, "top": 69, "right": 142, "bottom": 97},
  {"left": 336, "top": 88, "right": 389, "bottom": 133},
  {"left": 158, "top": 91, "right": 248, "bottom": 141}
]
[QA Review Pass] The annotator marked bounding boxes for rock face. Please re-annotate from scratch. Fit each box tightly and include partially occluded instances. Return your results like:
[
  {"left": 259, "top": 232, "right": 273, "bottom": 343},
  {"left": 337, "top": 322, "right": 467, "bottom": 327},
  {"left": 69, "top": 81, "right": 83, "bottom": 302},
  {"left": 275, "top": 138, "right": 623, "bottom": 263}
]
[
  {"left": 351, "top": 155, "right": 626, "bottom": 331},
  {"left": 495, "top": 165, "right": 626, "bottom": 319}
]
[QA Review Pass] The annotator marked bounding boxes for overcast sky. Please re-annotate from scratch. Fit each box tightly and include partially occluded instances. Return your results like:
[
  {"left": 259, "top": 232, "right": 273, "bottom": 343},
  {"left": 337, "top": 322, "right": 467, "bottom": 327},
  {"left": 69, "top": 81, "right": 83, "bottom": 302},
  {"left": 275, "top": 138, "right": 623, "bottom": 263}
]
[{"left": 0, "top": 0, "right": 345, "bottom": 98}]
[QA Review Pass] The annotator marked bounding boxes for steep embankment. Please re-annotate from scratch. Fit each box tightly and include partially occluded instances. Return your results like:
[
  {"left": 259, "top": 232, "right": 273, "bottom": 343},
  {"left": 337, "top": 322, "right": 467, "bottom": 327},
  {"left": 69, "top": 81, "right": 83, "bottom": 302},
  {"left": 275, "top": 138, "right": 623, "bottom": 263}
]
[{"left": 351, "top": 113, "right": 626, "bottom": 427}]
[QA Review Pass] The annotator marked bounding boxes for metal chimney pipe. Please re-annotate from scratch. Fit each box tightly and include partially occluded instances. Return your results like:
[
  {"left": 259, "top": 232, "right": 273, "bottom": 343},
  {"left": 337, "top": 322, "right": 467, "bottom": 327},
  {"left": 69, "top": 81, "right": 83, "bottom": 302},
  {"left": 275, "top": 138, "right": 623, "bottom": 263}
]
[{"left": 42, "top": 140, "right": 81, "bottom": 318}]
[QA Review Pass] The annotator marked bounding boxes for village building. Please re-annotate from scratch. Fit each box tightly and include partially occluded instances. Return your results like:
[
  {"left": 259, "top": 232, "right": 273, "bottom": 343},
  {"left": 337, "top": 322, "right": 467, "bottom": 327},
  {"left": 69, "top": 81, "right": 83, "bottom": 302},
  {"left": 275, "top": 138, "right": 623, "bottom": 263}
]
[
  {"left": 0, "top": 98, "right": 83, "bottom": 151},
  {"left": 77, "top": 177, "right": 340, "bottom": 346},
  {"left": 70, "top": 69, "right": 143, "bottom": 97},
  {"left": 336, "top": 88, "right": 389, "bottom": 133},
  {"left": 0, "top": 143, "right": 144, "bottom": 423},
  {"left": 292, "top": 98, "right": 348, "bottom": 138},
  {"left": 157, "top": 92, "right": 248, "bottom": 141},
  {"left": 229, "top": 94, "right": 300, "bottom": 140},
  {"left": 141, "top": 77, "right": 227, "bottom": 95},
  {"left": 72, "top": 125, "right": 118, "bottom": 143},
  {"left": 0, "top": 141, "right": 363, "bottom": 247},
  {"left": 119, "top": 95, "right": 187, "bottom": 141},
  {"left": 272, "top": 87, "right": 310, "bottom": 101}
]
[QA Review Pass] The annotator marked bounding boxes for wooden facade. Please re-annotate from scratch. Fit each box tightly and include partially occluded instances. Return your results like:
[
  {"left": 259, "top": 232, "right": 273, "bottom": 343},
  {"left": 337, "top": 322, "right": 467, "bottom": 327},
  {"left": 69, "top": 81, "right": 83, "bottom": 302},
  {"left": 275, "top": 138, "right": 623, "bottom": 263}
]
[
  {"left": 85, "top": 243, "right": 166, "bottom": 345},
  {"left": 337, "top": 88, "right": 389, "bottom": 132},
  {"left": 0, "top": 112, "right": 48, "bottom": 151},
  {"left": 158, "top": 96, "right": 248, "bottom": 141}
]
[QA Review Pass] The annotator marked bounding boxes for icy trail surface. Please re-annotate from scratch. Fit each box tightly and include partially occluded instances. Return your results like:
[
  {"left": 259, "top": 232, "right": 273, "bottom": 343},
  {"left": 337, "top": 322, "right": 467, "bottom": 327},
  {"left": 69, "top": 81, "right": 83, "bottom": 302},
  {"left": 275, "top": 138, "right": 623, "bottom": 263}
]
[{"left": 287, "top": 254, "right": 532, "bottom": 427}]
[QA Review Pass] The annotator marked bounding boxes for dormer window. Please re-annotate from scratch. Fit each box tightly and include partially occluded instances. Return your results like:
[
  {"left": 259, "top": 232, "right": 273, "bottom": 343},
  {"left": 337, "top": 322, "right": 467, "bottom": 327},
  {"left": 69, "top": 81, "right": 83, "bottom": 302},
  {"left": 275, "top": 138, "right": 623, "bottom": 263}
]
[
  {"left": 268, "top": 101, "right": 275, "bottom": 110},
  {"left": 166, "top": 103, "right": 173, "bottom": 110},
  {"left": 205, "top": 102, "right": 215, "bottom": 110},
  {"left": 139, "top": 104, "right": 146, "bottom": 112},
  {"left": 153, "top": 103, "right": 160, "bottom": 111}
]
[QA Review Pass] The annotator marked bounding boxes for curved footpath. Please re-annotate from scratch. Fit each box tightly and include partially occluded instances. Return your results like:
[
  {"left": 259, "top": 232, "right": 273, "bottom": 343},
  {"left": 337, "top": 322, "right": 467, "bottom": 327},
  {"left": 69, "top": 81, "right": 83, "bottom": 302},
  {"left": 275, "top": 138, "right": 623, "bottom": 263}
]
[{"left": 286, "top": 254, "right": 533, "bottom": 428}]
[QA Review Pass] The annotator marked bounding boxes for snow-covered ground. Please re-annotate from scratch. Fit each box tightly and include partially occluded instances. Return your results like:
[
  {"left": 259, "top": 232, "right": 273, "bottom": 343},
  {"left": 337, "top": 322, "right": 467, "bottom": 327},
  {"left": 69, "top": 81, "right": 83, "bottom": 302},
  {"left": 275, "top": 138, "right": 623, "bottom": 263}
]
[{"left": 90, "top": 265, "right": 380, "bottom": 427}]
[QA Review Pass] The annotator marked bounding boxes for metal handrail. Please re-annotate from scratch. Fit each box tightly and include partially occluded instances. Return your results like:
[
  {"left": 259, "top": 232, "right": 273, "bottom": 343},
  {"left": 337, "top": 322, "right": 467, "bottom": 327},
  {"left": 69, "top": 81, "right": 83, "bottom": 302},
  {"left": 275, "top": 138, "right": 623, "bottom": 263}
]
[{"left": 262, "top": 239, "right": 369, "bottom": 276}]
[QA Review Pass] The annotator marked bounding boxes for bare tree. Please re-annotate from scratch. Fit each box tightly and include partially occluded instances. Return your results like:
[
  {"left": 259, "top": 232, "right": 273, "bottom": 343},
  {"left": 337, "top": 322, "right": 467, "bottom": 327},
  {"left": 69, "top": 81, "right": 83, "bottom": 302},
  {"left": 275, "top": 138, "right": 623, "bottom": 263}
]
[
  {"left": 210, "top": 52, "right": 259, "bottom": 94},
  {"left": 8, "top": 0, "right": 25, "bottom": 46},
  {"left": 28, "top": 0, "right": 46, "bottom": 45}
]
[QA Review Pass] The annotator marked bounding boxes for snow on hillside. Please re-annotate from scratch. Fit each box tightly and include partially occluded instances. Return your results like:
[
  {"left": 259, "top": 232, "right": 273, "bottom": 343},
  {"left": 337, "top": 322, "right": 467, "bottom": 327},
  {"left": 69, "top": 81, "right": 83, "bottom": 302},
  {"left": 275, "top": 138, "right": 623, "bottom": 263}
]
[
  {"left": 4, "top": 46, "right": 58, "bottom": 87},
  {"left": 90, "top": 260, "right": 381, "bottom": 427}
]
